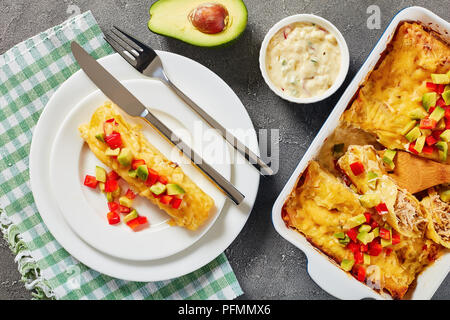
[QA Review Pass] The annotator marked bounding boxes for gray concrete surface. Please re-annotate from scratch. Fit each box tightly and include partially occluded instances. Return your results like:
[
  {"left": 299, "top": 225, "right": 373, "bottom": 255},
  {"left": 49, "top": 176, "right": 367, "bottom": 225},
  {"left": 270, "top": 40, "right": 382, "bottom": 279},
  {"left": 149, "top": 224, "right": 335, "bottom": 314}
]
[{"left": 0, "top": 0, "right": 449, "bottom": 300}]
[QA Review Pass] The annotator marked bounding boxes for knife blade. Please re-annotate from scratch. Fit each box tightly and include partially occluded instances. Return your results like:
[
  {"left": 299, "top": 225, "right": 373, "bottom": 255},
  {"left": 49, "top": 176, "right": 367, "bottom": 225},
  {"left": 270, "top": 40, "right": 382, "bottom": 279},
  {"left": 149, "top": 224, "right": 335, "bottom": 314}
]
[{"left": 71, "top": 42, "right": 244, "bottom": 205}]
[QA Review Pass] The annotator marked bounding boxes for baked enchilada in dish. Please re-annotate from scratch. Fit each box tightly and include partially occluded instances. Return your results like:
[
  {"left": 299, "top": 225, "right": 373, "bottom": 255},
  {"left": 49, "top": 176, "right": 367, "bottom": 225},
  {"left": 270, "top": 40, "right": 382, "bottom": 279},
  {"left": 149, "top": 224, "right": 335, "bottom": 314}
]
[
  {"left": 79, "top": 102, "right": 215, "bottom": 231},
  {"left": 282, "top": 22, "right": 449, "bottom": 299}
]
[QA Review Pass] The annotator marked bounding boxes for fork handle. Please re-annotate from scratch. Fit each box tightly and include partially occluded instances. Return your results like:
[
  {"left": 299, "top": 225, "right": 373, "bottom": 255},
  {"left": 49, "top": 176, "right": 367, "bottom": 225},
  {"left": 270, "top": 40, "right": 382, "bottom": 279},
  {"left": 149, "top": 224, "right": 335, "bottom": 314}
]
[{"left": 164, "top": 79, "right": 274, "bottom": 176}]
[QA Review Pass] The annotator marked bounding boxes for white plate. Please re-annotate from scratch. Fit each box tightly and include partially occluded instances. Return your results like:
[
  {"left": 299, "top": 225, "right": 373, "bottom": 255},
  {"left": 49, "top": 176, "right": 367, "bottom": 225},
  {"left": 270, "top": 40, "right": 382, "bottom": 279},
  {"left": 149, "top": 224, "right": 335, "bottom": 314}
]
[
  {"left": 272, "top": 7, "right": 450, "bottom": 300},
  {"left": 30, "top": 51, "right": 260, "bottom": 281},
  {"left": 50, "top": 79, "right": 230, "bottom": 261}
]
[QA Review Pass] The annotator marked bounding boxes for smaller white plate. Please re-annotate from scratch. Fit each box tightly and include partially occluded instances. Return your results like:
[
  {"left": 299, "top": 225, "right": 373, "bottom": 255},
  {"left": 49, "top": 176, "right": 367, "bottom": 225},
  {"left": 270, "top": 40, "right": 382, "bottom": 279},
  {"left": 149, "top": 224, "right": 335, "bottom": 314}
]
[{"left": 50, "top": 79, "right": 230, "bottom": 261}]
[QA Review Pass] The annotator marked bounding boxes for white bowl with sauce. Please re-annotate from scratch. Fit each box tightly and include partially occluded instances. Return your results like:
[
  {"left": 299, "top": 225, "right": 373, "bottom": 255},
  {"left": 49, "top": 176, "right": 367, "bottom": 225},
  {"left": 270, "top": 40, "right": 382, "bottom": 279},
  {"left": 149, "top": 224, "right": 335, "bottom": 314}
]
[{"left": 259, "top": 14, "right": 350, "bottom": 104}]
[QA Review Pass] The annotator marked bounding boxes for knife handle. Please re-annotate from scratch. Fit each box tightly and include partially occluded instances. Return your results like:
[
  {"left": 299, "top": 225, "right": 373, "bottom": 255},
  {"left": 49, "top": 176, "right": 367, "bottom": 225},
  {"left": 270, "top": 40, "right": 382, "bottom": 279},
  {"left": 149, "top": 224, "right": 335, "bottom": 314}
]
[{"left": 140, "top": 109, "right": 245, "bottom": 205}]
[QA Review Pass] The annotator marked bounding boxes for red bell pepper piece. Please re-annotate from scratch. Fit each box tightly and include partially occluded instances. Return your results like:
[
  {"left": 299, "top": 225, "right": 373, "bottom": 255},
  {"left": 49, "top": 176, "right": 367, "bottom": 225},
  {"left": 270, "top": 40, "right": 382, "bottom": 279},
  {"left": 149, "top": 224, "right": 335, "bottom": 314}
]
[
  {"left": 118, "top": 205, "right": 131, "bottom": 214},
  {"left": 446, "top": 118, "right": 450, "bottom": 130},
  {"left": 126, "top": 217, "right": 140, "bottom": 230},
  {"left": 158, "top": 175, "right": 169, "bottom": 185},
  {"left": 436, "top": 97, "right": 446, "bottom": 108},
  {"left": 356, "top": 266, "right": 366, "bottom": 282},
  {"left": 137, "top": 216, "right": 148, "bottom": 225},
  {"left": 105, "top": 118, "right": 115, "bottom": 123},
  {"left": 84, "top": 175, "right": 98, "bottom": 189},
  {"left": 368, "top": 241, "right": 383, "bottom": 256},
  {"left": 422, "top": 145, "right": 434, "bottom": 155},
  {"left": 426, "top": 135, "right": 438, "bottom": 146},
  {"left": 370, "top": 220, "right": 379, "bottom": 229},
  {"left": 408, "top": 142, "right": 419, "bottom": 155},
  {"left": 125, "top": 189, "right": 136, "bottom": 200},
  {"left": 360, "top": 243, "right": 368, "bottom": 253},
  {"left": 106, "top": 170, "right": 120, "bottom": 181},
  {"left": 426, "top": 82, "right": 437, "bottom": 91},
  {"left": 105, "top": 179, "right": 119, "bottom": 193},
  {"left": 108, "top": 202, "right": 119, "bottom": 212},
  {"left": 349, "top": 161, "right": 365, "bottom": 176},
  {"left": 379, "top": 228, "right": 391, "bottom": 240},
  {"left": 170, "top": 198, "right": 183, "bottom": 209},
  {"left": 104, "top": 132, "right": 122, "bottom": 149},
  {"left": 107, "top": 211, "right": 120, "bottom": 225},
  {"left": 392, "top": 233, "right": 401, "bottom": 245},
  {"left": 131, "top": 159, "right": 146, "bottom": 170},
  {"left": 346, "top": 228, "right": 358, "bottom": 243},
  {"left": 353, "top": 250, "right": 363, "bottom": 265},
  {"left": 160, "top": 195, "right": 173, "bottom": 205},
  {"left": 347, "top": 242, "right": 359, "bottom": 254},
  {"left": 445, "top": 107, "right": 450, "bottom": 120},
  {"left": 428, "top": 106, "right": 436, "bottom": 114},
  {"left": 432, "top": 130, "right": 444, "bottom": 139},
  {"left": 437, "top": 84, "right": 445, "bottom": 94},
  {"left": 375, "top": 202, "right": 388, "bottom": 215},
  {"left": 145, "top": 168, "right": 159, "bottom": 186},
  {"left": 364, "top": 212, "right": 371, "bottom": 223},
  {"left": 385, "top": 247, "right": 393, "bottom": 256},
  {"left": 419, "top": 118, "right": 437, "bottom": 130}
]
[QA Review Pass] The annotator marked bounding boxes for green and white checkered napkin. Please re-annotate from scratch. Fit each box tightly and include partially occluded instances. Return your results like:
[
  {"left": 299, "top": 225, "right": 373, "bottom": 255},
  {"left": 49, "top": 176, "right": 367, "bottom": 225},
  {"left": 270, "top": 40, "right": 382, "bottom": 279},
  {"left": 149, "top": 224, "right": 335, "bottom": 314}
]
[{"left": 0, "top": 11, "right": 243, "bottom": 300}]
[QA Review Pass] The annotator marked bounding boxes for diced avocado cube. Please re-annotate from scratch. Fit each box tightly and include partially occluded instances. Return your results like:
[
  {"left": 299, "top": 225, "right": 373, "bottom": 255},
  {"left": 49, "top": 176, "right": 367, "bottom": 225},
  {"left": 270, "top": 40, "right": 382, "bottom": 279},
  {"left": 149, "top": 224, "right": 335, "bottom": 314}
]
[
  {"left": 357, "top": 231, "right": 375, "bottom": 245},
  {"left": 128, "top": 169, "right": 137, "bottom": 178},
  {"left": 117, "top": 148, "right": 133, "bottom": 167},
  {"left": 422, "top": 92, "right": 437, "bottom": 111},
  {"left": 123, "top": 210, "right": 138, "bottom": 223},
  {"left": 436, "top": 119, "right": 446, "bottom": 130},
  {"left": 105, "top": 147, "right": 120, "bottom": 156},
  {"left": 381, "top": 238, "right": 392, "bottom": 247},
  {"left": 443, "top": 90, "right": 450, "bottom": 105},
  {"left": 409, "top": 108, "right": 428, "bottom": 120},
  {"left": 136, "top": 165, "right": 148, "bottom": 181},
  {"left": 367, "top": 171, "right": 378, "bottom": 189},
  {"left": 431, "top": 73, "right": 450, "bottom": 84},
  {"left": 359, "top": 194, "right": 381, "bottom": 208},
  {"left": 420, "top": 128, "right": 432, "bottom": 137},
  {"left": 332, "top": 143, "right": 345, "bottom": 158},
  {"left": 166, "top": 183, "right": 185, "bottom": 196},
  {"left": 363, "top": 254, "right": 371, "bottom": 265},
  {"left": 358, "top": 224, "right": 371, "bottom": 233},
  {"left": 334, "top": 232, "right": 345, "bottom": 239},
  {"left": 440, "top": 130, "right": 450, "bottom": 142},
  {"left": 429, "top": 106, "right": 445, "bottom": 122},
  {"left": 440, "top": 189, "right": 450, "bottom": 203},
  {"left": 112, "top": 185, "right": 121, "bottom": 199},
  {"left": 400, "top": 120, "right": 417, "bottom": 135},
  {"left": 106, "top": 192, "right": 113, "bottom": 202},
  {"left": 99, "top": 182, "right": 105, "bottom": 193},
  {"left": 340, "top": 259, "right": 355, "bottom": 272},
  {"left": 414, "top": 135, "right": 426, "bottom": 153},
  {"left": 371, "top": 227, "right": 380, "bottom": 238},
  {"left": 338, "top": 236, "right": 350, "bottom": 246},
  {"left": 95, "top": 133, "right": 105, "bottom": 142},
  {"left": 382, "top": 149, "right": 397, "bottom": 170},
  {"left": 149, "top": 182, "right": 166, "bottom": 195},
  {"left": 347, "top": 214, "right": 367, "bottom": 228},
  {"left": 446, "top": 84, "right": 450, "bottom": 92},
  {"left": 436, "top": 141, "right": 448, "bottom": 162},
  {"left": 119, "top": 196, "right": 133, "bottom": 208},
  {"left": 405, "top": 126, "right": 421, "bottom": 142},
  {"left": 95, "top": 166, "right": 106, "bottom": 182}
]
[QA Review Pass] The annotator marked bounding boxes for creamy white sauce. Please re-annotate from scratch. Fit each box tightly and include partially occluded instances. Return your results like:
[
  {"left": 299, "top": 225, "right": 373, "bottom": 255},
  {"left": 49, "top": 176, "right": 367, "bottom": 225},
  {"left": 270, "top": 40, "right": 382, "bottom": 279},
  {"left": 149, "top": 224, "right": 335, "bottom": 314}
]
[{"left": 266, "top": 22, "right": 342, "bottom": 98}]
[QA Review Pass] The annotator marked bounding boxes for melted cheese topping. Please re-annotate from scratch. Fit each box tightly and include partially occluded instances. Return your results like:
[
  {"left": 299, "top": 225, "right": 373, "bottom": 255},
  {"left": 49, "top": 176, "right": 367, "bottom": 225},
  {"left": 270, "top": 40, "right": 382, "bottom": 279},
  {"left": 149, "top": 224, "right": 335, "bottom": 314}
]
[
  {"left": 342, "top": 22, "right": 450, "bottom": 163},
  {"left": 265, "top": 22, "right": 341, "bottom": 98}
]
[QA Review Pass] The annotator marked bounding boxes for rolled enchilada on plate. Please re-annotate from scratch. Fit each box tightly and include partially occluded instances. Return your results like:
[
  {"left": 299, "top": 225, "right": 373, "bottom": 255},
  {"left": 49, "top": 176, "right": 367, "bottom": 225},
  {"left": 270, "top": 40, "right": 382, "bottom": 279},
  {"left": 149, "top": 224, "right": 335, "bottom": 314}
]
[
  {"left": 79, "top": 102, "right": 214, "bottom": 231},
  {"left": 282, "top": 22, "right": 449, "bottom": 299}
]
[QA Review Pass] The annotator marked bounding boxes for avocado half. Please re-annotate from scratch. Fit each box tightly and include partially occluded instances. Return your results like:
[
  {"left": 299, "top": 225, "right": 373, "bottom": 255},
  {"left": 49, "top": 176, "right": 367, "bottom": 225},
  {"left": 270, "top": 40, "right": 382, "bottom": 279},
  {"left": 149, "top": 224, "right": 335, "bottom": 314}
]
[{"left": 148, "top": 0, "right": 248, "bottom": 47}]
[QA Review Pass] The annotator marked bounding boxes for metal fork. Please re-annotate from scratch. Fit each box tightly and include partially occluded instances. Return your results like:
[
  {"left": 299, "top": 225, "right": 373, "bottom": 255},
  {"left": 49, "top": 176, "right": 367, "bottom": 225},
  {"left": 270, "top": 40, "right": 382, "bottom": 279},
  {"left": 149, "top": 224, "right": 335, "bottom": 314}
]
[{"left": 104, "top": 26, "right": 274, "bottom": 176}]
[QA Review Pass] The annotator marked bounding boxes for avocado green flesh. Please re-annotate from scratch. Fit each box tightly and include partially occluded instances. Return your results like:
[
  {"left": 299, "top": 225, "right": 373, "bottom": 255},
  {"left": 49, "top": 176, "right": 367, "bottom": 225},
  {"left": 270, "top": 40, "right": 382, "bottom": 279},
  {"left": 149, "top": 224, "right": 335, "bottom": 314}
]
[{"left": 148, "top": 0, "right": 248, "bottom": 47}]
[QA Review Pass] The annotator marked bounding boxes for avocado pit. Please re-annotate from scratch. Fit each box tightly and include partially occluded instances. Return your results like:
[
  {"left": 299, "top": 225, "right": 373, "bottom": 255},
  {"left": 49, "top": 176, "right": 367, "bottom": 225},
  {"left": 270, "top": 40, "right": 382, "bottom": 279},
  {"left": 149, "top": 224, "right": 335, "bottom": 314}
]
[{"left": 189, "top": 3, "right": 229, "bottom": 34}]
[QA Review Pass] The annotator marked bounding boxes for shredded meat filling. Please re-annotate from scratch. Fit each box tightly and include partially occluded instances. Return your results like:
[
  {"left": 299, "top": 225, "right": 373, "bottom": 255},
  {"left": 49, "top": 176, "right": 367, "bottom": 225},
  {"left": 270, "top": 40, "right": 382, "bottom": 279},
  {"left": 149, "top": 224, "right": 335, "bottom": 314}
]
[
  {"left": 394, "top": 190, "right": 427, "bottom": 234},
  {"left": 430, "top": 194, "right": 450, "bottom": 242}
]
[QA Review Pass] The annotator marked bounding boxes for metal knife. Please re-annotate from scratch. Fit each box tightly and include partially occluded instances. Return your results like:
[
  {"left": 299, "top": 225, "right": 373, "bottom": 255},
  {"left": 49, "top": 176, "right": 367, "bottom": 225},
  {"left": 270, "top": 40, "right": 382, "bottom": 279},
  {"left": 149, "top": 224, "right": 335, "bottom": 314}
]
[{"left": 71, "top": 42, "right": 244, "bottom": 205}]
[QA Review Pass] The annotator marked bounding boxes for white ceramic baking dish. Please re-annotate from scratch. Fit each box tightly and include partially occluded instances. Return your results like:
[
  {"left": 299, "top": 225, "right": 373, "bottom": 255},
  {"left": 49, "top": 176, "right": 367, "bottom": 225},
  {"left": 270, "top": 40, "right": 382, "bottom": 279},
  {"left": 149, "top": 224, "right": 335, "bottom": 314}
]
[{"left": 272, "top": 6, "right": 450, "bottom": 300}]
